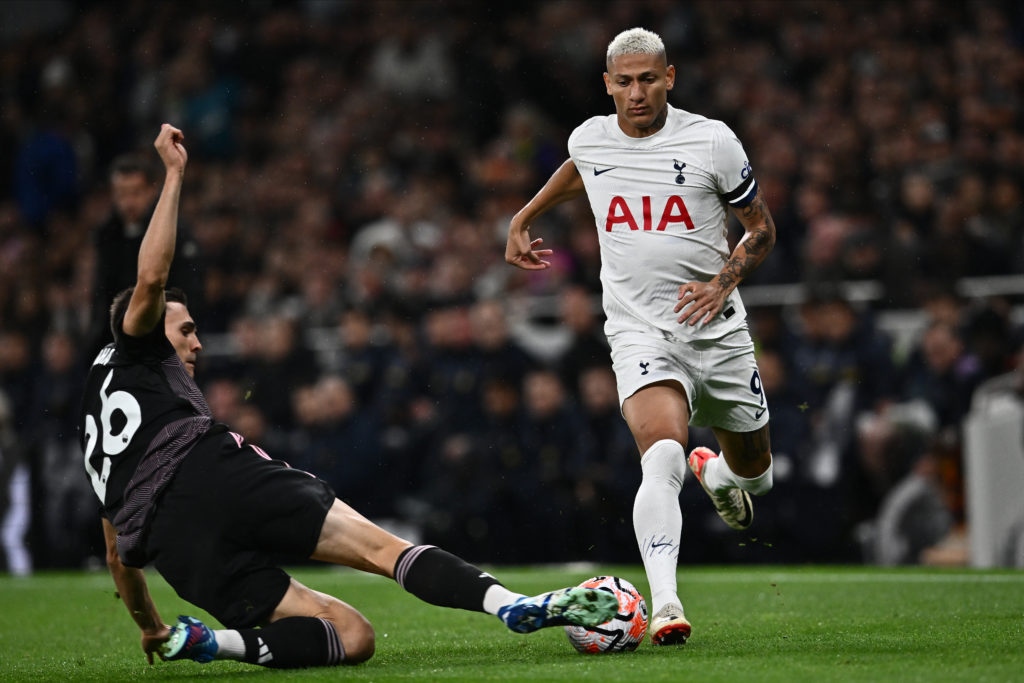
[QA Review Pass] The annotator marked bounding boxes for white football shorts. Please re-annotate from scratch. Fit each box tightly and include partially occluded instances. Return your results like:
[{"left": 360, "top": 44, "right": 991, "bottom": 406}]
[{"left": 609, "top": 324, "right": 769, "bottom": 433}]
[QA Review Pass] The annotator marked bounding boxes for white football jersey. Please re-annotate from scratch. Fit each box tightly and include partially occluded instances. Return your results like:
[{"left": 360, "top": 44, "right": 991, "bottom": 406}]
[{"left": 569, "top": 104, "right": 759, "bottom": 342}]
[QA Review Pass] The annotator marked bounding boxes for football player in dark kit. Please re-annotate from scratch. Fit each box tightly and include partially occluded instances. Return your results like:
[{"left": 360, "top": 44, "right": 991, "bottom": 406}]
[{"left": 81, "top": 124, "right": 617, "bottom": 669}]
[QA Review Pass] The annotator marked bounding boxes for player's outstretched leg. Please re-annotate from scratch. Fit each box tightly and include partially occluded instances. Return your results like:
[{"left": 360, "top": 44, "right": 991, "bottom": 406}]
[
  {"left": 392, "top": 545, "right": 617, "bottom": 634},
  {"left": 497, "top": 586, "right": 620, "bottom": 634},
  {"left": 647, "top": 603, "right": 692, "bottom": 645},
  {"left": 688, "top": 447, "right": 753, "bottom": 530},
  {"left": 163, "top": 616, "right": 219, "bottom": 663}
]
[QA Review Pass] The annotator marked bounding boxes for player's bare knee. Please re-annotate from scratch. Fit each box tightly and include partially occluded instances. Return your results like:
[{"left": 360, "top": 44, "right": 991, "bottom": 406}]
[
  {"left": 623, "top": 383, "right": 690, "bottom": 454},
  {"left": 339, "top": 619, "right": 375, "bottom": 664},
  {"left": 637, "top": 431, "right": 687, "bottom": 456},
  {"left": 632, "top": 418, "right": 688, "bottom": 455},
  {"left": 318, "top": 598, "right": 375, "bottom": 664}
]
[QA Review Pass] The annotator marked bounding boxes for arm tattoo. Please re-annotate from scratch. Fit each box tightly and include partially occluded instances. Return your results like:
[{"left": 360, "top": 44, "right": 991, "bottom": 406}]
[{"left": 718, "top": 190, "right": 777, "bottom": 292}]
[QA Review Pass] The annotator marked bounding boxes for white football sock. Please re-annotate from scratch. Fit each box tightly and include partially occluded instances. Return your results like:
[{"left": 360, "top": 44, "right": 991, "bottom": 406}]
[
  {"left": 703, "top": 452, "right": 773, "bottom": 495},
  {"left": 633, "top": 439, "right": 686, "bottom": 615},
  {"left": 701, "top": 451, "right": 740, "bottom": 493},
  {"left": 482, "top": 584, "right": 524, "bottom": 616},
  {"left": 735, "top": 457, "right": 773, "bottom": 495},
  {"left": 211, "top": 629, "right": 245, "bottom": 660}
]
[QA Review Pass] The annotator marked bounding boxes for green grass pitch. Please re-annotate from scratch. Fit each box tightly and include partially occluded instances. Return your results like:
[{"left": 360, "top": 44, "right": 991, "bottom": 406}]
[{"left": 2, "top": 565, "right": 1022, "bottom": 681}]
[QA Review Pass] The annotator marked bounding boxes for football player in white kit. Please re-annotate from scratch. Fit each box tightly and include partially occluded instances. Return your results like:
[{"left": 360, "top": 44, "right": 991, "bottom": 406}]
[{"left": 505, "top": 27, "right": 777, "bottom": 646}]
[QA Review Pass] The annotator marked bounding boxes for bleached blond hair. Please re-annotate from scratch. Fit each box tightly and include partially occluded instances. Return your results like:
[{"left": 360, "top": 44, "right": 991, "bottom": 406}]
[{"left": 606, "top": 28, "right": 666, "bottom": 69}]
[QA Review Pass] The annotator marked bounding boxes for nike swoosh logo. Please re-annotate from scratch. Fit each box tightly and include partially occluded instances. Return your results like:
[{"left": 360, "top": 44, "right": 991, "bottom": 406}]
[
  {"left": 739, "top": 496, "right": 753, "bottom": 527},
  {"left": 593, "top": 167, "right": 616, "bottom": 176},
  {"left": 754, "top": 408, "right": 766, "bottom": 420},
  {"left": 651, "top": 542, "right": 674, "bottom": 549}
]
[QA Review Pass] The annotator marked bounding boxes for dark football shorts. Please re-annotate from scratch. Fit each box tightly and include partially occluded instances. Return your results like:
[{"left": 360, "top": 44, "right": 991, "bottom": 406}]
[{"left": 147, "top": 430, "right": 336, "bottom": 628}]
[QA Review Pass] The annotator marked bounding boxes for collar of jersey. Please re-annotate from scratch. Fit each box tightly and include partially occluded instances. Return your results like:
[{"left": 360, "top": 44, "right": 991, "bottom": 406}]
[{"left": 608, "top": 104, "right": 680, "bottom": 146}]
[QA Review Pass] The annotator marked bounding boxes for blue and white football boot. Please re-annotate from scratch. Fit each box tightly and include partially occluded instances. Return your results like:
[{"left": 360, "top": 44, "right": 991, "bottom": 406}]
[
  {"left": 162, "top": 615, "right": 219, "bottom": 663},
  {"left": 498, "top": 586, "right": 619, "bottom": 634}
]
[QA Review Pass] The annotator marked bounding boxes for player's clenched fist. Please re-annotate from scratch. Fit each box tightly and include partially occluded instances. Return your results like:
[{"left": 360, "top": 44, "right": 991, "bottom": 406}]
[{"left": 154, "top": 123, "right": 188, "bottom": 175}]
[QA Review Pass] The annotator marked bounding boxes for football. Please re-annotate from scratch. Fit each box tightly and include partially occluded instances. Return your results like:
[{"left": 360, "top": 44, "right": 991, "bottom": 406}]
[{"left": 564, "top": 575, "right": 648, "bottom": 653}]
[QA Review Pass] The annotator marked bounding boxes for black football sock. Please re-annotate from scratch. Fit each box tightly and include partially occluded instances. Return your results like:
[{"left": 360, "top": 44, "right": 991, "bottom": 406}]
[
  {"left": 235, "top": 616, "right": 344, "bottom": 668},
  {"left": 393, "top": 545, "right": 501, "bottom": 612}
]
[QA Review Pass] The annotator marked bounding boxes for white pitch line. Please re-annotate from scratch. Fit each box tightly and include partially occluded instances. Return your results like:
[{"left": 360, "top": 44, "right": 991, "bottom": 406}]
[{"left": 681, "top": 571, "right": 1024, "bottom": 584}]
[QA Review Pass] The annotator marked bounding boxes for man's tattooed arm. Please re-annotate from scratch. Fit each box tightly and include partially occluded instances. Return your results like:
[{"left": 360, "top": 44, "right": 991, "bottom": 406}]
[{"left": 717, "top": 186, "right": 777, "bottom": 294}]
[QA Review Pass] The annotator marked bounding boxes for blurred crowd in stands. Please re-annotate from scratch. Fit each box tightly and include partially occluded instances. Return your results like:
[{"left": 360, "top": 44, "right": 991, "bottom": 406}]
[{"left": 1, "top": 0, "right": 1023, "bottom": 573}]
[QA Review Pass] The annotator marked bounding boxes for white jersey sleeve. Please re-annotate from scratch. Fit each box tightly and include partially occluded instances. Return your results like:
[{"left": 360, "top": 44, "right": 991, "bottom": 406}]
[
  {"left": 568, "top": 105, "right": 758, "bottom": 343},
  {"left": 711, "top": 124, "right": 759, "bottom": 210}
]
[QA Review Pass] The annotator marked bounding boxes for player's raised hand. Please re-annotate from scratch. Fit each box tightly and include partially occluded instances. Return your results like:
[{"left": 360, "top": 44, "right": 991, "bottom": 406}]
[
  {"left": 505, "top": 222, "right": 553, "bottom": 271},
  {"left": 153, "top": 123, "right": 188, "bottom": 176}
]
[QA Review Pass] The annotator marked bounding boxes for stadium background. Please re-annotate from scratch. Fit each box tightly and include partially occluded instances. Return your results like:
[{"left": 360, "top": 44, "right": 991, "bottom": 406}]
[{"left": 0, "top": 0, "right": 1022, "bottom": 574}]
